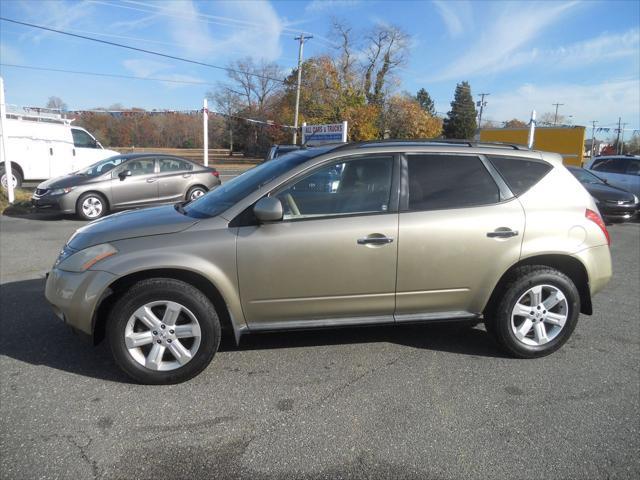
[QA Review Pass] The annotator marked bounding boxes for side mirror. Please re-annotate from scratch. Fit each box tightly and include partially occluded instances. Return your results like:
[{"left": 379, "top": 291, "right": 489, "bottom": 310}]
[
  {"left": 254, "top": 197, "right": 283, "bottom": 223},
  {"left": 118, "top": 170, "right": 132, "bottom": 180}
]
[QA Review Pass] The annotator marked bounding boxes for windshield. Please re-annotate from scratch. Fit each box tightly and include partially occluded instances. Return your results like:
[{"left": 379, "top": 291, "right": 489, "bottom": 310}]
[
  {"left": 77, "top": 155, "right": 127, "bottom": 177},
  {"left": 569, "top": 167, "right": 605, "bottom": 185},
  {"left": 183, "top": 147, "right": 335, "bottom": 218}
]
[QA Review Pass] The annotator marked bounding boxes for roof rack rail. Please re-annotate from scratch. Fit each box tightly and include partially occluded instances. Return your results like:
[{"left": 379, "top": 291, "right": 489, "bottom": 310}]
[{"left": 330, "top": 138, "right": 530, "bottom": 151}]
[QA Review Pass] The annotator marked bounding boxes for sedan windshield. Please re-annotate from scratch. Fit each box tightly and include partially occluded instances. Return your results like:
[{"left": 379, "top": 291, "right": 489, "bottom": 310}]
[
  {"left": 77, "top": 155, "right": 127, "bottom": 177},
  {"left": 183, "top": 147, "right": 335, "bottom": 218},
  {"left": 569, "top": 167, "right": 605, "bottom": 185}
]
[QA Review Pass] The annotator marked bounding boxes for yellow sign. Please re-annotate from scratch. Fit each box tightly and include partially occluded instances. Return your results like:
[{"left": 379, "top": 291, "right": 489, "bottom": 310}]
[{"left": 480, "top": 126, "right": 586, "bottom": 166}]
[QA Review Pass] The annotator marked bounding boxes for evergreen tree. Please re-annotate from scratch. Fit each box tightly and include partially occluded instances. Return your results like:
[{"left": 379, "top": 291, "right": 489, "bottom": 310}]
[
  {"left": 416, "top": 88, "right": 435, "bottom": 116},
  {"left": 443, "top": 81, "right": 477, "bottom": 139}
]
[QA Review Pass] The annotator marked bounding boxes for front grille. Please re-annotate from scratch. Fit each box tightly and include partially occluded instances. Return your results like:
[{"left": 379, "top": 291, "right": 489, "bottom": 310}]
[
  {"left": 604, "top": 199, "right": 633, "bottom": 206},
  {"left": 35, "top": 188, "right": 49, "bottom": 196}
]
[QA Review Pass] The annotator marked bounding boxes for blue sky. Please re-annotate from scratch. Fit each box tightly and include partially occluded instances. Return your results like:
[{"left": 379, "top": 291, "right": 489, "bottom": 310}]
[{"left": 1, "top": 0, "right": 639, "bottom": 135}]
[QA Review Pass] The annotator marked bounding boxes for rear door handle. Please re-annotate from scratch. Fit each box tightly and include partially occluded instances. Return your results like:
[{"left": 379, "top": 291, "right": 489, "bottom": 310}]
[
  {"left": 487, "top": 228, "right": 519, "bottom": 238},
  {"left": 146, "top": 178, "right": 157, "bottom": 183},
  {"left": 357, "top": 235, "right": 394, "bottom": 246}
]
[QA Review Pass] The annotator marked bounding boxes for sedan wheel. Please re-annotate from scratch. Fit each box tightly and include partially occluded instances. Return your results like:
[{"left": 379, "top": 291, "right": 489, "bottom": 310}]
[
  {"left": 124, "top": 300, "right": 202, "bottom": 371},
  {"left": 188, "top": 186, "right": 207, "bottom": 201},
  {"left": 79, "top": 194, "right": 105, "bottom": 220}
]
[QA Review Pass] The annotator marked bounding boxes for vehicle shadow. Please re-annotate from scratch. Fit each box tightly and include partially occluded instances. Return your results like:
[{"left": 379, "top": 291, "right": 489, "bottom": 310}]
[
  {"left": 2, "top": 210, "right": 70, "bottom": 221},
  {"left": 0, "top": 278, "right": 130, "bottom": 383},
  {"left": 0, "top": 279, "right": 504, "bottom": 383}
]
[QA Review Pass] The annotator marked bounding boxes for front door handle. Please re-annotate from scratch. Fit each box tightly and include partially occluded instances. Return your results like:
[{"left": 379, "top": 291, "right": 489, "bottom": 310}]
[
  {"left": 146, "top": 178, "right": 157, "bottom": 183},
  {"left": 357, "top": 235, "right": 394, "bottom": 246},
  {"left": 487, "top": 228, "right": 519, "bottom": 238}
]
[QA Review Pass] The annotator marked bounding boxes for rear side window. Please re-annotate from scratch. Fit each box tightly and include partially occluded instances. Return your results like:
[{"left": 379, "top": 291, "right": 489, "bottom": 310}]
[
  {"left": 407, "top": 155, "right": 499, "bottom": 211},
  {"left": 488, "top": 156, "right": 552, "bottom": 196},
  {"left": 626, "top": 159, "right": 639, "bottom": 175},
  {"left": 591, "top": 157, "right": 628, "bottom": 174},
  {"left": 159, "top": 157, "right": 192, "bottom": 172}
]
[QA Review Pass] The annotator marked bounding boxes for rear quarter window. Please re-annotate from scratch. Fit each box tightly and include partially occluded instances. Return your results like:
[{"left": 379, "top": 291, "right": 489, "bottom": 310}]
[{"left": 487, "top": 156, "right": 552, "bottom": 196}]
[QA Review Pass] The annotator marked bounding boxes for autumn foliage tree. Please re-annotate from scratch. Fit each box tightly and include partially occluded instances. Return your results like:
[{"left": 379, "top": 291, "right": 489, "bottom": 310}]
[{"left": 385, "top": 95, "right": 442, "bottom": 139}]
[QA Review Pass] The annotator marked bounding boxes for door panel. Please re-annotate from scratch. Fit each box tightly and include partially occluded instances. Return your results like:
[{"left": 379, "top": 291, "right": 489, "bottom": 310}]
[
  {"left": 237, "top": 214, "right": 399, "bottom": 325},
  {"left": 396, "top": 201, "right": 524, "bottom": 316},
  {"left": 110, "top": 158, "right": 158, "bottom": 207},
  {"left": 157, "top": 157, "right": 194, "bottom": 202}
]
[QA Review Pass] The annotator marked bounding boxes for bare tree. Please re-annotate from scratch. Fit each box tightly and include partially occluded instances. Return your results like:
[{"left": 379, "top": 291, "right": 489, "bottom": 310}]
[
  {"left": 208, "top": 88, "right": 242, "bottom": 153},
  {"left": 224, "top": 58, "right": 283, "bottom": 115},
  {"left": 363, "top": 24, "right": 409, "bottom": 105},
  {"left": 46, "top": 96, "right": 67, "bottom": 111}
]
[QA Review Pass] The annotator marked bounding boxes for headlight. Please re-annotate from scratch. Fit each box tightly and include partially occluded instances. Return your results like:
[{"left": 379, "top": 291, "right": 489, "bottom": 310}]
[
  {"left": 50, "top": 187, "right": 76, "bottom": 195},
  {"left": 57, "top": 243, "right": 117, "bottom": 272}
]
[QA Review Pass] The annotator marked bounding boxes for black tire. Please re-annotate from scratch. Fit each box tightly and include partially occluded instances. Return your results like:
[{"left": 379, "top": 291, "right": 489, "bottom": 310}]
[
  {"left": 0, "top": 166, "right": 23, "bottom": 189},
  {"left": 186, "top": 185, "right": 208, "bottom": 201},
  {"left": 489, "top": 266, "right": 580, "bottom": 358},
  {"left": 107, "top": 278, "right": 221, "bottom": 384},
  {"left": 76, "top": 192, "right": 108, "bottom": 220}
]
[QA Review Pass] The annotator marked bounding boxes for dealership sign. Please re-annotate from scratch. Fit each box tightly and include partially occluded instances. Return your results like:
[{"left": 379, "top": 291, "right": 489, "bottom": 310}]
[{"left": 301, "top": 121, "right": 348, "bottom": 145}]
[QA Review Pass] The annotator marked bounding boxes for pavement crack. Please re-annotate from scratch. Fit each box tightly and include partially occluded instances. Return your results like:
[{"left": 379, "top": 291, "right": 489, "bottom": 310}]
[{"left": 65, "top": 433, "right": 99, "bottom": 479}]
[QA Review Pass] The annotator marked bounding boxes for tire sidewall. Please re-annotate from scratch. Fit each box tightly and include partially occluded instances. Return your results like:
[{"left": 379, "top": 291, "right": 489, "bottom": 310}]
[
  {"left": 77, "top": 192, "right": 108, "bottom": 220},
  {"left": 107, "top": 279, "right": 221, "bottom": 384},
  {"left": 496, "top": 270, "right": 580, "bottom": 358},
  {"left": 1, "top": 167, "right": 22, "bottom": 190}
]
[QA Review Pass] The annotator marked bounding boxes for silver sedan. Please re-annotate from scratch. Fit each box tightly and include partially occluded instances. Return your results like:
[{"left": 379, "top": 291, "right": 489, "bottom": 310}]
[{"left": 32, "top": 153, "right": 221, "bottom": 220}]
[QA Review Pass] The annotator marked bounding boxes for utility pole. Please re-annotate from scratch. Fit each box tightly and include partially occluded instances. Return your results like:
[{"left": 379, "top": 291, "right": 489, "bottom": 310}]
[
  {"left": 476, "top": 93, "right": 489, "bottom": 137},
  {"left": 615, "top": 117, "right": 622, "bottom": 154},
  {"left": 552, "top": 103, "right": 564, "bottom": 125},
  {"left": 292, "top": 33, "right": 312, "bottom": 145},
  {"left": 620, "top": 122, "right": 628, "bottom": 154},
  {"left": 590, "top": 120, "right": 598, "bottom": 160}
]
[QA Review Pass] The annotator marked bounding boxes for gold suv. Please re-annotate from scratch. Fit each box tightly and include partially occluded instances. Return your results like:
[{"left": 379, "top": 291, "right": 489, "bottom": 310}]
[{"left": 45, "top": 141, "right": 613, "bottom": 384}]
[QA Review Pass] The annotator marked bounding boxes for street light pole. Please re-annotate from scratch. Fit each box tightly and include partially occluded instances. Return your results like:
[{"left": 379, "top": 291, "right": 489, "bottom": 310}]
[{"left": 292, "top": 34, "right": 312, "bottom": 145}]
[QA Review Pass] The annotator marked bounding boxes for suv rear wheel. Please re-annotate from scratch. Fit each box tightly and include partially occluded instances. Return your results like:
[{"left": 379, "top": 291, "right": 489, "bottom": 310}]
[
  {"left": 487, "top": 266, "right": 580, "bottom": 358},
  {"left": 107, "top": 278, "right": 221, "bottom": 384}
]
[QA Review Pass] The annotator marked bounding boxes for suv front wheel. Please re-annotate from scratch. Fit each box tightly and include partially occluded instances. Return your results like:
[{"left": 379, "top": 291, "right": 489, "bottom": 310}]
[
  {"left": 107, "top": 278, "right": 221, "bottom": 384},
  {"left": 487, "top": 266, "right": 580, "bottom": 358}
]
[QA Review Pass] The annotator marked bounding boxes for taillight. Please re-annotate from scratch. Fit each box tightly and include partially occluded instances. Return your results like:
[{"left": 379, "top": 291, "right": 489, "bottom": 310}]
[
  {"left": 212, "top": 171, "right": 219, "bottom": 177},
  {"left": 586, "top": 209, "right": 610, "bottom": 245}
]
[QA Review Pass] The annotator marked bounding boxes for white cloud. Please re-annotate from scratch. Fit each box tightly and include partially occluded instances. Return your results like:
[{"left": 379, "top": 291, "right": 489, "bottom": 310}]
[
  {"left": 432, "top": 0, "right": 471, "bottom": 38},
  {"left": 305, "top": 0, "right": 362, "bottom": 14},
  {"left": 122, "top": 59, "right": 170, "bottom": 77},
  {"left": 159, "top": 73, "right": 206, "bottom": 89},
  {"left": 18, "top": 0, "right": 95, "bottom": 43},
  {"left": 430, "top": 1, "right": 580, "bottom": 81},
  {"left": 484, "top": 78, "right": 640, "bottom": 127},
  {"left": 0, "top": 43, "right": 23, "bottom": 64}
]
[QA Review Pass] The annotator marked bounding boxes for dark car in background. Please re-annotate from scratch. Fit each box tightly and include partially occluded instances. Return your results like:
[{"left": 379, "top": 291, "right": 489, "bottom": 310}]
[
  {"left": 265, "top": 144, "right": 301, "bottom": 162},
  {"left": 32, "top": 154, "right": 221, "bottom": 220},
  {"left": 585, "top": 155, "right": 640, "bottom": 197},
  {"left": 568, "top": 166, "right": 639, "bottom": 222}
]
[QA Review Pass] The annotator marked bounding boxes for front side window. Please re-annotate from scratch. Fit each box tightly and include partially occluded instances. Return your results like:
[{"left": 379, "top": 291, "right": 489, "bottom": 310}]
[
  {"left": 72, "top": 129, "right": 97, "bottom": 148},
  {"left": 275, "top": 156, "right": 394, "bottom": 220},
  {"left": 159, "top": 157, "right": 192, "bottom": 172},
  {"left": 407, "top": 155, "right": 499, "bottom": 211},
  {"left": 591, "top": 157, "right": 628, "bottom": 174}
]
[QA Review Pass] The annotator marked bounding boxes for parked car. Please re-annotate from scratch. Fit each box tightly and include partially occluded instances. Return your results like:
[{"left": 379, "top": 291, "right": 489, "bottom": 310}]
[
  {"left": 45, "top": 140, "right": 612, "bottom": 384},
  {"left": 567, "top": 166, "right": 639, "bottom": 222},
  {"left": 585, "top": 155, "right": 640, "bottom": 197},
  {"left": 32, "top": 154, "right": 220, "bottom": 220},
  {"left": 1, "top": 108, "right": 119, "bottom": 189},
  {"left": 264, "top": 144, "right": 300, "bottom": 161}
]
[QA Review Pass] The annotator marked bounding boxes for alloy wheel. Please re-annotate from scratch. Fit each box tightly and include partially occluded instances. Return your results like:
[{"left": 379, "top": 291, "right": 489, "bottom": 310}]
[
  {"left": 81, "top": 196, "right": 103, "bottom": 219},
  {"left": 124, "top": 300, "right": 202, "bottom": 371},
  {"left": 510, "top": 284, "right": 569, "bottom": 346}
]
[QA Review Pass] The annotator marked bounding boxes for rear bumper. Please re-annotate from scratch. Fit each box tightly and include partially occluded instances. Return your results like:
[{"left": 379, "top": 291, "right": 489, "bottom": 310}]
[{"left": 572, "top": 244, "right": 613, "bottom": 298}]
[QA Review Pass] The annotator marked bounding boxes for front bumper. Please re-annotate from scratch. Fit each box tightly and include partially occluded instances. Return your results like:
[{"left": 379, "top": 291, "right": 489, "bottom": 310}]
[
  {"left": 31, "top": 193, "right": 76, "bottom": 214},
  {"left": 598, "top": 202, "right": 639, "bottom": 222},
  {"left": 45, "top": 268, "right": 117, "bottom": 336}
]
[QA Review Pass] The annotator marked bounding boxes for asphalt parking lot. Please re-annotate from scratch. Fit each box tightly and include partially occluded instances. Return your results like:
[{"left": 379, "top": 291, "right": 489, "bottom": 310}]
[{"left": 0, "top": 212, "right": 638, "bottom": 479}]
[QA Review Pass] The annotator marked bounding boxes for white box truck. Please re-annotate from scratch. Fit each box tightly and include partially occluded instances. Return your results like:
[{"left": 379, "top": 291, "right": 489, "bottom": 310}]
[{"left": 1, "top": 107, "right": 119, "bottom": 188}]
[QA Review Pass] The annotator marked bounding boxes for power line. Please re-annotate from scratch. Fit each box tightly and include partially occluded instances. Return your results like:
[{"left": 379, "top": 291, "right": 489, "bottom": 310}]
[
  {"left": 0, "top": 16, "right": 290, "bottom": 85},
  {"left": 0, "top": 63, "right": 222, "bottom": 87}
]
